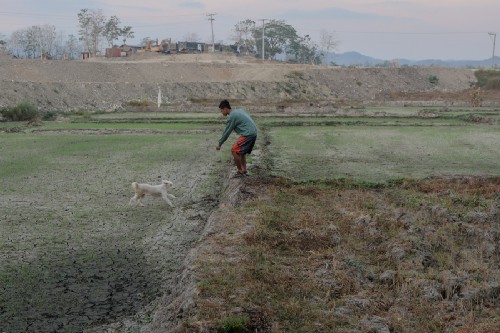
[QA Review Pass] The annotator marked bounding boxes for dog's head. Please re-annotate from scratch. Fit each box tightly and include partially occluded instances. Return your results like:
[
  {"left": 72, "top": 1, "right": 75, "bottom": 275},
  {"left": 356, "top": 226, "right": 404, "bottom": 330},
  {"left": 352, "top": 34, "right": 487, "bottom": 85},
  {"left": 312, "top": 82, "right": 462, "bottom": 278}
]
[{"left": 162, "top": 180, "right": 173, "bottom": 187}]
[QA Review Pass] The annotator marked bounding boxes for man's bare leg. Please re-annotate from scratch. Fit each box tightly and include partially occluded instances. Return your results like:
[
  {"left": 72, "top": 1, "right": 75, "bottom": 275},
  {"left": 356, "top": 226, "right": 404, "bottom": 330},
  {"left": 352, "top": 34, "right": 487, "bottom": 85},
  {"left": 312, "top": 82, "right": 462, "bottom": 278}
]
[
  {"left": 241, "top": 154, "right": 247, "bottom": 174},
  {"left": 232, "top": 151, "right": 244, "bottom": 173}
]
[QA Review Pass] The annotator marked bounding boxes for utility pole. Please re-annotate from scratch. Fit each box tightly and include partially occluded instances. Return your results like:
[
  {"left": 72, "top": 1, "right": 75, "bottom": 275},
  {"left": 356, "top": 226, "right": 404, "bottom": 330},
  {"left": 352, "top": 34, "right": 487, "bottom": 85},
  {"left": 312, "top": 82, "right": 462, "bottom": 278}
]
[
  {"left": 488, "top": 32, "right": 497, "bottom": 68},
  {"left": 259, "top": 19, "right": 267, "bottom": 60},
  {"left": 207, "top": 13, "right": 216, "bottom": 52}
]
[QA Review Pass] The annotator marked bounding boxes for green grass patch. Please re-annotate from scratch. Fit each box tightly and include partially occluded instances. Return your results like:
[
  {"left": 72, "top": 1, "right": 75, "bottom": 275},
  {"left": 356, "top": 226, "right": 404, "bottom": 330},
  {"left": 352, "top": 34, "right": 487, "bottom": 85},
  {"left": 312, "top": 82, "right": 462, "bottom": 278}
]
[
  {"left": 219, "top": 314, "right": 251, "bottom": 332},
  {"left": 267, "top": 125, "right": 500, "bottom": 182},
  {"left": 258, "top": 117, "right": 469, "bottom": 126},
  {"left": 42, "top": 121, "right": 220, "bottom": 131},
  {"left": 88, "top": 111, "right": 220, "bottom": 120}
]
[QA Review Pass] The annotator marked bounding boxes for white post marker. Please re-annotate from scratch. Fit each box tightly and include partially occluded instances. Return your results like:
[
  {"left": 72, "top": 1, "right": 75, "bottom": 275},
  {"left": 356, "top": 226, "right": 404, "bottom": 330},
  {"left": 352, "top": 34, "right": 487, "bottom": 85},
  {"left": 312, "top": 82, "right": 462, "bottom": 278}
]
[{"left": 157, "top": 87, "right": 162, "bottom": 109}]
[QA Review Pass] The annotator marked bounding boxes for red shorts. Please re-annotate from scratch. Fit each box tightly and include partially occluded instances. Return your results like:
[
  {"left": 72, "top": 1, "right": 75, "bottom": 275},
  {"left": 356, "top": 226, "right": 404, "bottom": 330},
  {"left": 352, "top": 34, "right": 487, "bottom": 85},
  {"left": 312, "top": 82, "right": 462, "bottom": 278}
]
[{"left": 231, "top": 135, "right": 257, "bottom": 155}]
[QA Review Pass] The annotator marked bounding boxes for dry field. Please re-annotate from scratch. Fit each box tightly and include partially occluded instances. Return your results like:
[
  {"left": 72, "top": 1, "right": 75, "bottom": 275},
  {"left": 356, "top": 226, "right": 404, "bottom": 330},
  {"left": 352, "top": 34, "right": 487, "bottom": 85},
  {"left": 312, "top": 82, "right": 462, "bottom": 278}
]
[{"left": 0, "top": 121, "right": 231, "bottom": 332}]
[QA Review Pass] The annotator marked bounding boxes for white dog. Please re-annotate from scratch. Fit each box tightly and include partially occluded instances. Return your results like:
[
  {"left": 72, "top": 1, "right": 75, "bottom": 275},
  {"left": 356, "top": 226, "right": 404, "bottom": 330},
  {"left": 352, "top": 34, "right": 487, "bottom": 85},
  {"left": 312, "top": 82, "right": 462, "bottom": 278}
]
[{"left": 129, "top": 180, "right": 175, "bottom": 207}]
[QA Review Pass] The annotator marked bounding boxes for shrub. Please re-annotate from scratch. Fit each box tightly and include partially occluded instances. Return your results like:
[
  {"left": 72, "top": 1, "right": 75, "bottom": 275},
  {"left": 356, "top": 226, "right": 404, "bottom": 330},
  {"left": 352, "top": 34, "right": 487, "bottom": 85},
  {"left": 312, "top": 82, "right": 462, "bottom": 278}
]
[
  {"left": 474, "top": 69, "right": 500, "bottom": 89},
  {"left": 485, "top": 77, "right": 500, "bottom": 89},
  {"left": 285, "top": 71, "right": 304, "bottom": 79},
  {"left": 0, "top": 102, "right": 38, "bottom": 121},
  {"left": 219, "top": 315, "right": 251, "bottom": 333},
  {"left": 127, "top": 99, "right": 150, "bottom": 107},
  {"left": 428, "top": 75, "right": 439, "bottom": 85},
  {"left": 41, "top": 111, "right": 57, "bottom": 121}
]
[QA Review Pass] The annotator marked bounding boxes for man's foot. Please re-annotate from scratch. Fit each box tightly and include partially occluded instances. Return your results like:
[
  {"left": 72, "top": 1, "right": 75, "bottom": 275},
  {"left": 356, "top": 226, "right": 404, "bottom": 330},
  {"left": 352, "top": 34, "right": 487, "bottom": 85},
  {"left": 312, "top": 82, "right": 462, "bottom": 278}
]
[{"left": 233, "top": 171, "right": 246, "bottom": 178}]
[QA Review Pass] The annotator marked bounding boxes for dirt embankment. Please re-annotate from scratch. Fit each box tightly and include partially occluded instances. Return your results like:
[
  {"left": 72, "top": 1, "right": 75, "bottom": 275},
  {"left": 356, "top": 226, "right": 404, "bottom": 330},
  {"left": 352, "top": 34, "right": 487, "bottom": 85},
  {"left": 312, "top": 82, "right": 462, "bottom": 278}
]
[{"left": 0, "top": 52, "right": 493, "bottom": 112}]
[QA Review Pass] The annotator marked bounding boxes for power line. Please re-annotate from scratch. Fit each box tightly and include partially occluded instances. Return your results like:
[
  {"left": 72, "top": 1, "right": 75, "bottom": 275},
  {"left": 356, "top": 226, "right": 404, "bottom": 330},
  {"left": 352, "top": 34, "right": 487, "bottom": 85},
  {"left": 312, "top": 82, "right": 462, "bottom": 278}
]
[
  {"left": 0, "top": 10, "right": 205, "bottom": 20},
  {"left": 0, "top": 10, "right": 494, "bottom": 37},
  {"left": 259, "top": 19, "right": 268, "bottom": 60},
  {"left": 207, "top": 13, "right": 216, "bottom": 52},
  {"left": 0, "top": 11, "right": 71, "bottom": 18},
  {"left": 488, "top": 32, "right": 497, "bottom": 67},
  {"left": 131, "top": 19, "right": 207, "bottom": 28},
  {"left": 334, "top": 30, "right": 495, "bottom": 35}
]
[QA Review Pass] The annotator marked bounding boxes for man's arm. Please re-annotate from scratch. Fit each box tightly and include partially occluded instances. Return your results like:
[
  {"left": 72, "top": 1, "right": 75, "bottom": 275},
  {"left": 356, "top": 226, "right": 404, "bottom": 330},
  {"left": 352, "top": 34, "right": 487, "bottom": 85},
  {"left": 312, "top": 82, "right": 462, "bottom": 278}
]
[{"left": 218, "top": 117, "right": 236, "bottom": 146}]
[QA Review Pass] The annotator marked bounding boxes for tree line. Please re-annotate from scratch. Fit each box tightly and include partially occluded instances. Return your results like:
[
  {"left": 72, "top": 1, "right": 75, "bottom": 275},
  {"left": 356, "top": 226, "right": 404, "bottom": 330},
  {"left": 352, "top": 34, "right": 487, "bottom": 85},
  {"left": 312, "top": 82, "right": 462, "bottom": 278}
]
[
  {"left": 233, "top": 19, "right": 337, "bottom": 64},
  {"left": 1, "top": 9, "right": 134, "bottom": 60},
  {"left": 0, "top": 9, "right": 337, "bottom": 64}
]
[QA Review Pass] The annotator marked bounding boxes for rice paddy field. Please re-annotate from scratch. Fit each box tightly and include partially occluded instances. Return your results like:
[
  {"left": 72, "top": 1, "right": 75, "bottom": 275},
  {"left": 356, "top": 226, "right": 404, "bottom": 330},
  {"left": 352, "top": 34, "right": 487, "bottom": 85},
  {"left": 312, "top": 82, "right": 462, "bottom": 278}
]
[{"left": 0, "top": 106, "right": 499, "bottom": 332}]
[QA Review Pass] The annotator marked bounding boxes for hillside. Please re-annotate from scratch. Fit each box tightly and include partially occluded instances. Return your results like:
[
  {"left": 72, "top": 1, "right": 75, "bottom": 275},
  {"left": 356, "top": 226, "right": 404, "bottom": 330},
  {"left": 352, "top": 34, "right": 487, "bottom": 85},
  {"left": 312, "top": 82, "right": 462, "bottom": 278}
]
[
  {"left": 1, "top": 52, "right": 497, "bottom": 113},
  {"left": 327, "top": 51, "right": 500, "bottom": 68}
]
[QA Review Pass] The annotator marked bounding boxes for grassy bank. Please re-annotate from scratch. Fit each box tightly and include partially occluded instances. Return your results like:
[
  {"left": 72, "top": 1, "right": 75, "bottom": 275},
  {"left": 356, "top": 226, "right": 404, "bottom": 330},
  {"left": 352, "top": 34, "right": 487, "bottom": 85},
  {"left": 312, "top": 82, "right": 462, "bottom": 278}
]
[{"left": 191, "top": 177, "right": 500, "bottom": 332}]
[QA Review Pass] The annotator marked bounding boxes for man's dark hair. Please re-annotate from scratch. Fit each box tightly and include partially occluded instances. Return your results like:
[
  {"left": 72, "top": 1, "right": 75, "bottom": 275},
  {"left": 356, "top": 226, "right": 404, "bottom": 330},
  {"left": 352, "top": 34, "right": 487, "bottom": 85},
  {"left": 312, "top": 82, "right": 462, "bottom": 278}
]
[{"left": 219, "top": 100, "right": 231, "bottom": 109}]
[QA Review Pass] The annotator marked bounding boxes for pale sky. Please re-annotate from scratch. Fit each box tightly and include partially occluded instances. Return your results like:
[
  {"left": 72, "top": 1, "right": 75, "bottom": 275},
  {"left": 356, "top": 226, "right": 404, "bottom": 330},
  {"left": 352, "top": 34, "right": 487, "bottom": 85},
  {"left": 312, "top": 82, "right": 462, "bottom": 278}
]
[{"left": 0, "top": 0, "right": 498, "bottom": 60}]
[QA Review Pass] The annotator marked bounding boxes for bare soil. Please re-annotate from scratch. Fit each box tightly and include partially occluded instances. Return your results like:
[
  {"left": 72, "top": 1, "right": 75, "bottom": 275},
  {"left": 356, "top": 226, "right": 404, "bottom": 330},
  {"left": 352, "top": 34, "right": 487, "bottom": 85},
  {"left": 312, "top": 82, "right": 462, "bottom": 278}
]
[
  {"left": 1, "top": 52, "right": 499, "bottom": 113},
  {"left": 0, "top": 129, "right": 228, "bottom": 333}
]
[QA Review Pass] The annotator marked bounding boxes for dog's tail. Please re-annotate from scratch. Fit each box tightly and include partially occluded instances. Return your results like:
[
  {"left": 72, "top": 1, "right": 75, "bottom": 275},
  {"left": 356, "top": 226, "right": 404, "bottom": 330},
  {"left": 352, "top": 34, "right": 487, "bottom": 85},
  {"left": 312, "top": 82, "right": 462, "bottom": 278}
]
[{"left": 131, "top": 182, "right": 138, "bottom": 191}]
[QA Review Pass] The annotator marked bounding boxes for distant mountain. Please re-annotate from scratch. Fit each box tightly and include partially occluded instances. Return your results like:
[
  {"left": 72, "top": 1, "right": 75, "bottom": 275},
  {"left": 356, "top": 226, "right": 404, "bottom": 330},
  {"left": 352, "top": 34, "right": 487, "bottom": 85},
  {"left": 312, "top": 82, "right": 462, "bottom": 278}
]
[
  {"left": 326, "top": 51, "right": 385, "bottom": 66},
  {"left": 325, "top": 51, "right": 500, "bottom": 68}
]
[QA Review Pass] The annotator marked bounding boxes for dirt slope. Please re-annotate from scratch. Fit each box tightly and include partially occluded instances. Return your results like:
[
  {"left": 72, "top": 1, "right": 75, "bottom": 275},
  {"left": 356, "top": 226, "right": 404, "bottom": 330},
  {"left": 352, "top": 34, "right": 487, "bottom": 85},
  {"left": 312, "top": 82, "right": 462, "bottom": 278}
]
[{"left": 0, "top": 52, "right": 491, "bottom": 112}]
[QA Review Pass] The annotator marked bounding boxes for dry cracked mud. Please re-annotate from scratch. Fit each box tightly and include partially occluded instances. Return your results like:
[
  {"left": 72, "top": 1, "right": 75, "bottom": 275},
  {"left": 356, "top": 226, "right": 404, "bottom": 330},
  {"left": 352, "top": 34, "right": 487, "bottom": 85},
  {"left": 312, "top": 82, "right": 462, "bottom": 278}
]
[{"left": 0, "top": 127, "right": 231, "bottom": 333}]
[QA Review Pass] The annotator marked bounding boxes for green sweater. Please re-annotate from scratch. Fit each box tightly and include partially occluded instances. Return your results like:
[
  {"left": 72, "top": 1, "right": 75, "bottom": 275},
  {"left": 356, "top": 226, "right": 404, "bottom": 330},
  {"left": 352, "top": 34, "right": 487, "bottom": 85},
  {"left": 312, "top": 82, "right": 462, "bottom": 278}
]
[{"left": 218, "top": 108, "right": 257, "bottom": 146}]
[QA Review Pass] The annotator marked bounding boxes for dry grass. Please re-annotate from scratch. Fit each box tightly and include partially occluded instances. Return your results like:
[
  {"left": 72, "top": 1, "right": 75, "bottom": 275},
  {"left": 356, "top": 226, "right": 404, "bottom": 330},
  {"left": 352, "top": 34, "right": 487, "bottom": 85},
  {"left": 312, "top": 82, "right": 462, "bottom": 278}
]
[{"left": 181, "top": 177, "right": 499, "bottom": 333}]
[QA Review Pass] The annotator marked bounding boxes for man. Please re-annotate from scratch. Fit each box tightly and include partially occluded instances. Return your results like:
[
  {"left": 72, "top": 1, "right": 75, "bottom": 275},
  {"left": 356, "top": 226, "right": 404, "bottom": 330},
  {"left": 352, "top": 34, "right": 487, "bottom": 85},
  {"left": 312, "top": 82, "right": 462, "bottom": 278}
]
[{"left": 216, "top": 99, "right": 257, "bottom": 177}]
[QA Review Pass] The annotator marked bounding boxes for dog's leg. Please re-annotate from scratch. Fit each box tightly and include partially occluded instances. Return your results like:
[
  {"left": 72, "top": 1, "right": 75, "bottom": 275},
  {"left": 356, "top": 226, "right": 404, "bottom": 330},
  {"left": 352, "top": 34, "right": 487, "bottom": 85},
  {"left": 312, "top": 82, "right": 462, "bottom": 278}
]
[
  {"left": 129, "top": 195, "right": 137, "bottom": 205},
  {"left": 161, "top": 193, "right": 174, "bottom": 207}
]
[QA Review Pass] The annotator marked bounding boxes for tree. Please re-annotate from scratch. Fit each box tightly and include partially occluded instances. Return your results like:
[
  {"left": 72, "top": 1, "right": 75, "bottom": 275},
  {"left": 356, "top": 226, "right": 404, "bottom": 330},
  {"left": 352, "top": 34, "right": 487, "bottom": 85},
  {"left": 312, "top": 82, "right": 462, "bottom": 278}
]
[
  {"left": 287, "top": 34, "right": 321, "bottom": 64},
  {"left": 7, "top": 26, "right": 81, "bottom": 59},
  {"left": 14, "top": 26, "right": 53, "bottom": 59},
  {"left": 319, "top": 29, "right": 338, "bottom": 65},
  {"left": 37, "top": 24, "right": 57, "bottom": 58},
  {"left": 7, "top": 30, "right": 25, "bottom": 57},
  {"left": 52, "top": 31, "right": 65, "bottom": 59},
  {"left": 65, "top": 34, "right": 81, "bottom": 60},
  {"left": 102, "top": 16, "right": 134, "bottom": 47},
  {"left": 78, "top": 9, "right": 133, "bottom": 56},
  {"left": 0, "top": 33, "right": 6, "bottom": 51},
  {"left": 77, "top": 8, "right": 106, "bottom": 56},
  {"left": 120, "top": 26, "right": 134, "bottom": 45},
  {"left": 232, "top": 19, "right": 256, "bottom": 54},
  {"left": 253, "top": 20, "right": 298, "bottom": 59},
  {"left": 24, "top": 27, "right": 38, "bottom": 58},
  {"left": 140, "top": 37, "right": 151, "bottom": 47},
  {"left": 103, "top": 15, "right": 122, "bottom": 48}
]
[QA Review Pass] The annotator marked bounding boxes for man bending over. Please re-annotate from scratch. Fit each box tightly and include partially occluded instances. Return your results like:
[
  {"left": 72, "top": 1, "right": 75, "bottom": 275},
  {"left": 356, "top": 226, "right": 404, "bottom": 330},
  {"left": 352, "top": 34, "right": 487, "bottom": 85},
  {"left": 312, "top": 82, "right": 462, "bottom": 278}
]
[{"left": 216, "top": 99, "right": 257, "bottom": 177}]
